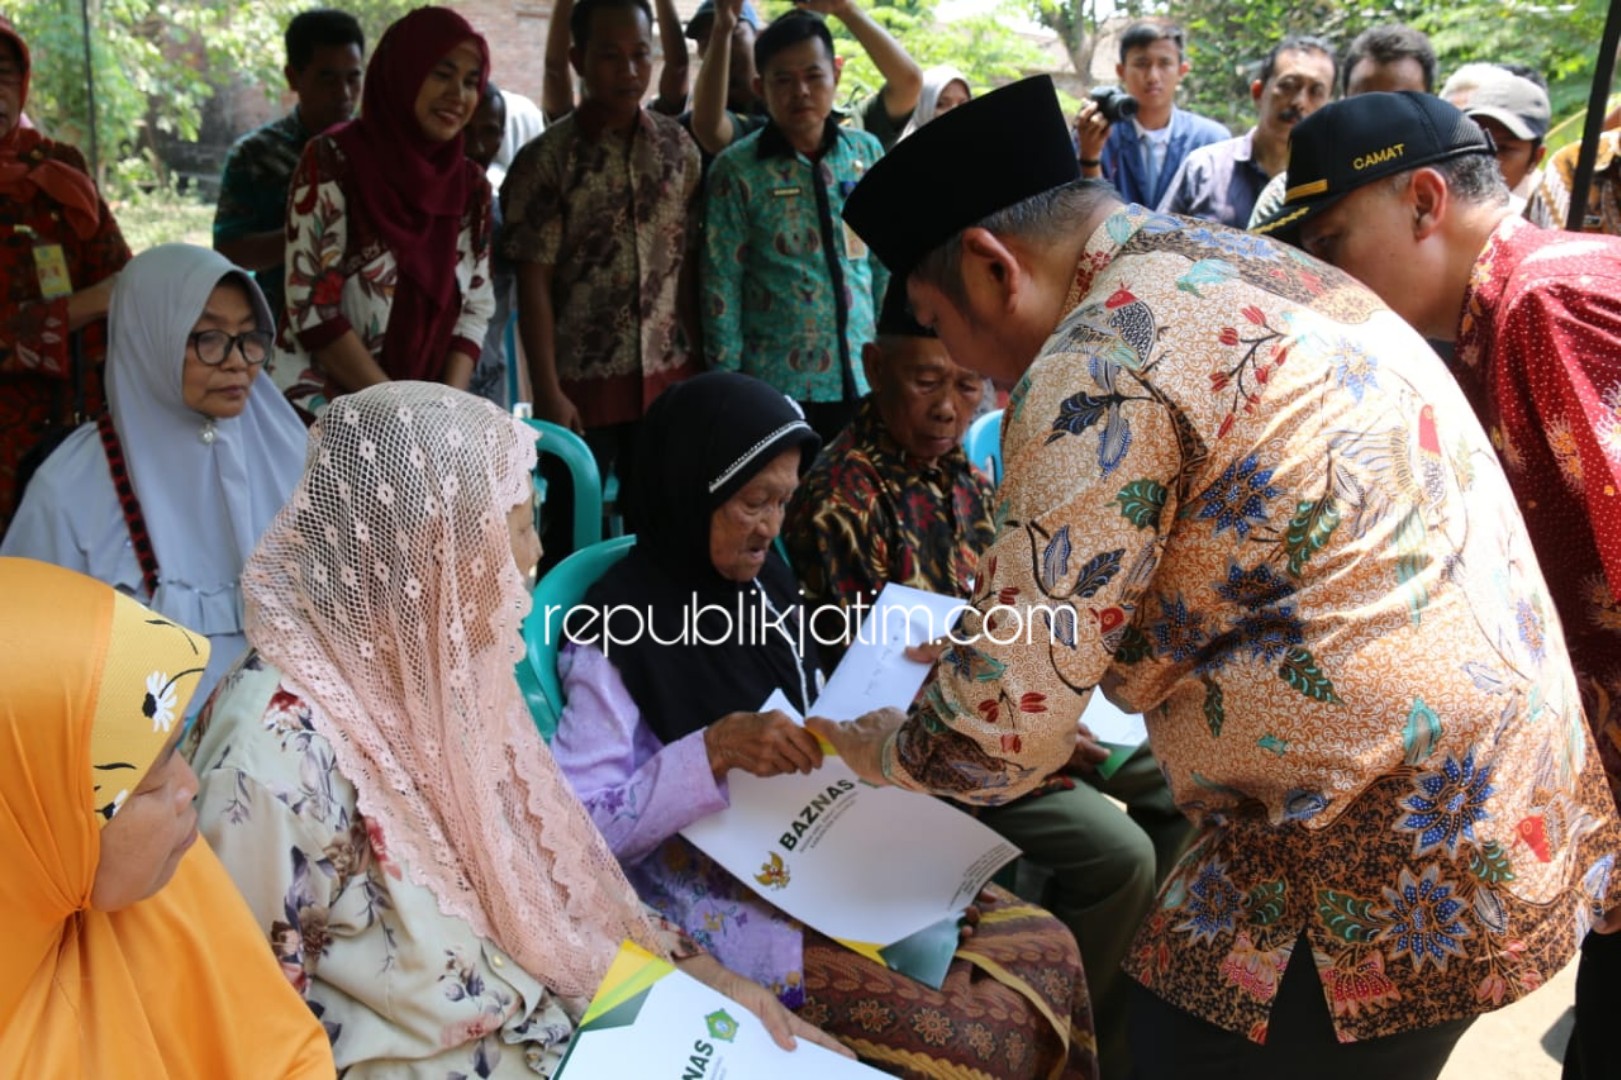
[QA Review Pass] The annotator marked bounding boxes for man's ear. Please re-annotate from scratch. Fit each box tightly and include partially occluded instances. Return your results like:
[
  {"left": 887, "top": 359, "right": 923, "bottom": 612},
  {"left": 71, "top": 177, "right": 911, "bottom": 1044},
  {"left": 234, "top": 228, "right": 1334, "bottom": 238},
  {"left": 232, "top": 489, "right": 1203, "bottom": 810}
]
[
  {"left": 284, "top": 64, "right": 300, "bottom": 94},
  {"left": 1531, "top": 143, "right": 1548, "bottom": 171},
  {"left": 959, "top": 227, "right": 1023, "bottom": 315},
  {"left": 860, "top": 341, "right": 884, "bottom": 393},
  {"left": 1409, "top": 167, "right": 1449, "bottom": 240},
  {"left": 1251, "top": 78, "right": 1263, "bottom": 105},
  {"left": 832, "top": 54, "right": 844, "bottom": 87},
  {"left": 1115, "top": 60, "right": 1126, "bottom": 83},
  {"left": 753, "top": 73, "right": 765, "bottom": 100},
  {"left": 569, "top": 44, "right": 586, "bottom": 80}
]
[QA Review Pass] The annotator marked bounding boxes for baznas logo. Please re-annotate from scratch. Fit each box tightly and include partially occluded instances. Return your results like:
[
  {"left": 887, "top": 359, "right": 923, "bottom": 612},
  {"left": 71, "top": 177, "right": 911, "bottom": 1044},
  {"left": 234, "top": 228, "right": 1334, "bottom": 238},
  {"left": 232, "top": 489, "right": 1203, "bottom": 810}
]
[
  {"left": 705, "top": 1009, "right": 740, "bottom": 1043},
  {"left": 755, "top": 850, "right": 790, "bottom": 890}
]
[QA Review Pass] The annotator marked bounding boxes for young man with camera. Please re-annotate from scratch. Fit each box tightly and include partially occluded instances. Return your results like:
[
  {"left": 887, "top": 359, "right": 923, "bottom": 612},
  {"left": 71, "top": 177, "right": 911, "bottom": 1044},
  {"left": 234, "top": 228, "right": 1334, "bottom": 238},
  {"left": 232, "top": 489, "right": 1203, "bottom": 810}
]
[{"left": 1075, "top": 20, "right": 1227, "bottom": 208}]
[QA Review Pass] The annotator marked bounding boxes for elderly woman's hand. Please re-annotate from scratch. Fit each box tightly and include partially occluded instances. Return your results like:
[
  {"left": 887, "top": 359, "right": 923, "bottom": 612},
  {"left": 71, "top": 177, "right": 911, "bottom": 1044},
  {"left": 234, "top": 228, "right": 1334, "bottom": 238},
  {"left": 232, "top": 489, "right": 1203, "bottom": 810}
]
[
  {"left": 675, "top": 953, "right": 856, "bottom": 1057},
  {"left": 704, "top": 710, "right": 825, "bottom": 782}
]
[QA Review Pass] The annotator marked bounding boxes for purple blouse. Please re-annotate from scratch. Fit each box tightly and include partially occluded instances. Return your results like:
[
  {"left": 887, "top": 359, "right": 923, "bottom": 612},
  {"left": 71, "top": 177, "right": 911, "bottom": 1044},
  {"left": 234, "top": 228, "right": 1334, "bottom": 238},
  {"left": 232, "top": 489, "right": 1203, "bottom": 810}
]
[{"left": 551, "top": 642, "right": 809, "bottom": 1006}]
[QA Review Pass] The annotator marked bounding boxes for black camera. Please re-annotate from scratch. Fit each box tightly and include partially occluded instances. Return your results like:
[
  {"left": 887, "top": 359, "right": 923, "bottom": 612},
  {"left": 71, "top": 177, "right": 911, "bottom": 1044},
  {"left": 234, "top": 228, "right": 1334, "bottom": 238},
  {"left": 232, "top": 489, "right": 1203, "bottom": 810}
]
[{"left": 1088, "top": 85, "right": 1139, "bottom": 124}]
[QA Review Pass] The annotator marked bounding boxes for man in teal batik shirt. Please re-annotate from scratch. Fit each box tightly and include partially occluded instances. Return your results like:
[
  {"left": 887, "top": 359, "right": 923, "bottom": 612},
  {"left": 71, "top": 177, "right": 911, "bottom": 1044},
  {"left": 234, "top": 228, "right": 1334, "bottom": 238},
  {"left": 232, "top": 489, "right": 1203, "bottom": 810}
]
[{"left": 700, "top": 9, "right": 887, "bottom": 442}]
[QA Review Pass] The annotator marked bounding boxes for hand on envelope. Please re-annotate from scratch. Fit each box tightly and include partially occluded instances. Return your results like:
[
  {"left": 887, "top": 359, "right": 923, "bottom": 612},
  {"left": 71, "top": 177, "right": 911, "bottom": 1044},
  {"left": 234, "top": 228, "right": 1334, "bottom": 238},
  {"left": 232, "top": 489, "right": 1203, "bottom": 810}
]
[
  {"left": 1062, "top": 719, "right": 1113, "bottom": 774},
  {"left": 675, "top": 953, "right": 857, "bottom": 1057},
  {"left": 805, "top": 707, "right": 905, "bottom": 785},
  {"left": 704, "top": 709, "right": 825, "bottom": 782}
]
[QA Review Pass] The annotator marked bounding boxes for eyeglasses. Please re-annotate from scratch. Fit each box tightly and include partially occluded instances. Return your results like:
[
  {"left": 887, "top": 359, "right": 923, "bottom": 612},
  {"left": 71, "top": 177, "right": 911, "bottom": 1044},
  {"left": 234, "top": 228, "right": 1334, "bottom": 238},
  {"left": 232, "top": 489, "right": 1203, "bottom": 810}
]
[{"left": 188, "top": 329, "right": 273, "bottom": 366}]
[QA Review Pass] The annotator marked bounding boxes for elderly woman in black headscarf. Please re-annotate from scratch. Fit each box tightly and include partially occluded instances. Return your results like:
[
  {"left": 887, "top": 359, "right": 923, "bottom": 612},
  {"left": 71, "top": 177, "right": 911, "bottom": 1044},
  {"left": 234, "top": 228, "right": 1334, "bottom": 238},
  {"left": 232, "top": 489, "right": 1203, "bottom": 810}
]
[{"left": 552, "top": 371, "right": 1097, "bottom": 1079}]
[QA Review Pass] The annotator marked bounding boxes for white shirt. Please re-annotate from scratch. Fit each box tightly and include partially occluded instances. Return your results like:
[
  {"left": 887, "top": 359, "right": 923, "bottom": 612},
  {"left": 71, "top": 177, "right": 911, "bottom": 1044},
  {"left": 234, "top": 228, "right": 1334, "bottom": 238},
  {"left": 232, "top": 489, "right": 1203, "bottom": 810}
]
[{"left": 1134, "top": 118, "right": 1174, "bottom": 193}]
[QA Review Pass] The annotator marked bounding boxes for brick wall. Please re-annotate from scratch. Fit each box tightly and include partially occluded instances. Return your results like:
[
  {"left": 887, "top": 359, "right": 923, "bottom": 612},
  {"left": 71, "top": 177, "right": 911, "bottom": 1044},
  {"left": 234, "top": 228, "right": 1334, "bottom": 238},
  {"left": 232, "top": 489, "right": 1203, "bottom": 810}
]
[{"left": 459, "top": 0, "right": 552, "bottom": 103}]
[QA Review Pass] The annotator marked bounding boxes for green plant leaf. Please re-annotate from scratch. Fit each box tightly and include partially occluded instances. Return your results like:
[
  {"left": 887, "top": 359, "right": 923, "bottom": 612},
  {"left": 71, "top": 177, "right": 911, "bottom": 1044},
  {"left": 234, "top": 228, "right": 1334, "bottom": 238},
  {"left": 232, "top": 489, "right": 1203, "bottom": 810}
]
[
  {"left": 1203, "top": 677, "right": 1225, "bottom": 738},
  {"left": 1247, "top": 880, "right": 1286, "bottom": 926},
  {"left": 1284, "top": 494, "right": 1340, "bottom": 577},
  {"left": 1116, "top": 479, "right": 1169, "bottom": 530},
  {"left": 1115, "top": 623, "right": 1151, "bottom": 664},
  {"left": 1317, "top": 889, "right": 1382, "bottom": 944},
  {"left": 1402, "top": 697, "right": 1442, "bottom": 766},
  {"left": 1278, "top": 647, "right": 1343, "bottom": 704},
  {"left": 1468, "top": 840, "right": 1517, "bottom": 886}
]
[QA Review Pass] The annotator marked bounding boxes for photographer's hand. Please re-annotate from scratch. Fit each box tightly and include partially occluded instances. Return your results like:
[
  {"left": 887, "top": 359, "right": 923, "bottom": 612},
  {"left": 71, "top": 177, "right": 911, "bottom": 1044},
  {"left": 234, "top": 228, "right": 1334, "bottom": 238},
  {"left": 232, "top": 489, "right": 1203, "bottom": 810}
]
[{"left": 1075, "top": 101, "right": 1109, "bottom": 178}]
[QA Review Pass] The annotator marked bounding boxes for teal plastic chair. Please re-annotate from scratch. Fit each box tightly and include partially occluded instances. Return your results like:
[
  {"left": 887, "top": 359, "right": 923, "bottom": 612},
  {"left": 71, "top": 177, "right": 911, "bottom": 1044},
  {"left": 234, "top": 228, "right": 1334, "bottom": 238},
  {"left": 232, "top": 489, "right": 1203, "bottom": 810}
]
[
  {"left": 522, "top": 418, "right": 603, "bottom": 556},
  {"left": 516, "top": 535, "right": 638, "bottom": 742},
  {"left": 965, "top": 409, "right": 1003, "bottom": 484},
  {"left": 504, "top": 310, "right": 522, "bottom": 407}
]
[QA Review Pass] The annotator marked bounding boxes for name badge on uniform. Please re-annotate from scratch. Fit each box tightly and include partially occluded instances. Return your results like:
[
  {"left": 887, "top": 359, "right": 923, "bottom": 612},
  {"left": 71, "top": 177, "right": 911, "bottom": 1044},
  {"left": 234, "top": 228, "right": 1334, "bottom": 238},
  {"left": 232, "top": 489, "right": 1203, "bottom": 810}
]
[
  {"left": 33, "top": 243, "right": 73, "bottom": 300},
  {"left": 772, "top": 186, "right": 802, "bottom": 198},
  {"left": 843, "top": 221, "right": 868, "bottom": 260}
]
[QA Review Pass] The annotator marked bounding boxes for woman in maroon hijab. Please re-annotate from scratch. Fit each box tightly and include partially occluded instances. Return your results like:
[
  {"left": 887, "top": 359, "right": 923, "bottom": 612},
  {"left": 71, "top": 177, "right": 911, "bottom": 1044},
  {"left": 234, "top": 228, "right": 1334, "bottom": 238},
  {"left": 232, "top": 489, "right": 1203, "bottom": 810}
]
[
  {"left": 277, "top": 6, "right": 496, "bottom": 417},
  {"left": 0, "top": 16, "right": 130, "bottom": 538}
]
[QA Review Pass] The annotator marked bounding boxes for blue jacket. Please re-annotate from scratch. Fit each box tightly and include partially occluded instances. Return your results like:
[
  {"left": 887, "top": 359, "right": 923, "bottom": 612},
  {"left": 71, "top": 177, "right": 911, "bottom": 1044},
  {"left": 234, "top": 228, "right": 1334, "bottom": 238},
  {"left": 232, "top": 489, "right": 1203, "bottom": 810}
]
[{"left": 1099, "top": 107, "right": 1229, "bottom": 208}]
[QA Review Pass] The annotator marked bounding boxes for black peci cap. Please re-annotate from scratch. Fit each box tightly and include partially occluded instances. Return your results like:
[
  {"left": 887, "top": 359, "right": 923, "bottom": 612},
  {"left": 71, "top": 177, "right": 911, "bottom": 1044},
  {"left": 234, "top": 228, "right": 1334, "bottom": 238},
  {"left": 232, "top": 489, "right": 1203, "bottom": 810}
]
[
  {"left": 1254, "top": 91, "right": 1495, "bottom": 246},
  {"left": 842, "top": 75, "right": 1081, "bottom": 280},
  {"left": 875, "top": 274, "right": 934, "bottom": 338}
]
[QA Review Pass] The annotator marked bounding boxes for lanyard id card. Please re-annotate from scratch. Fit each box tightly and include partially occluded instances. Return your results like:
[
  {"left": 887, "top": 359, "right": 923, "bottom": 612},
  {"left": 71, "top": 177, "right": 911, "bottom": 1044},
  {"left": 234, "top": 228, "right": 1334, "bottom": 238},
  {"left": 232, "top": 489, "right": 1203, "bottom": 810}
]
[
  {"left": 33, "top": 242, "right": 73, "bottom": 300},
  {"left": 842, "top": 221, "right": 868, "bottom": 260}
]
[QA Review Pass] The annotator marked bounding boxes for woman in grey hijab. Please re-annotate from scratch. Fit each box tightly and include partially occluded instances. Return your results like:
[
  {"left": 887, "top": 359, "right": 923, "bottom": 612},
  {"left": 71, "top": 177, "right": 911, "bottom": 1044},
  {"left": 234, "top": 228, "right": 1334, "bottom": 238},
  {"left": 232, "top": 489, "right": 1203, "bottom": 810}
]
[{"left": 3, "top": 243, "right": 308, "bottom": 704}]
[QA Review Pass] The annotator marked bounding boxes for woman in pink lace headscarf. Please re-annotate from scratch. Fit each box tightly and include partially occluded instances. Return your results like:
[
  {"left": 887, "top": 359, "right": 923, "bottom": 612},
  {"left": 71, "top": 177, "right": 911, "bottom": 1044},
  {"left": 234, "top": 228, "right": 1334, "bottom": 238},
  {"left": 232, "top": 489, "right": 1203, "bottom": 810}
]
[{"left": 188, "top": 382, "right": 845, "bottom": 1074}]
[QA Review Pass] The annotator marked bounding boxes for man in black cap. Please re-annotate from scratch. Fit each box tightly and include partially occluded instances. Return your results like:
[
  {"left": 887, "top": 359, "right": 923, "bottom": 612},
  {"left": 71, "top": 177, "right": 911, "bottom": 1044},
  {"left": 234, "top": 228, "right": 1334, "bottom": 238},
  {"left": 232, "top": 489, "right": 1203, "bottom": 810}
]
[
  {"left": 1258, "top": 89, "right": 1621, "bottom": 1080},
  {"left": 810, "top": 75, "right": 1621, "bottom": 1078}
]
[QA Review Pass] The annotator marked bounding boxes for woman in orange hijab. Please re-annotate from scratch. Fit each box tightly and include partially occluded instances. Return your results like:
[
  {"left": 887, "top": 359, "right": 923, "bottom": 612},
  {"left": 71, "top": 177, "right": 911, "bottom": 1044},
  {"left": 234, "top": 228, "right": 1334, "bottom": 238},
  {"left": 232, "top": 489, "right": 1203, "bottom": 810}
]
[
  {"left": 0, "top": 558, "right": 333, "bottom": 1077},
  {"left": 0, "top": 17, "right": 131, "bottom": 539}
]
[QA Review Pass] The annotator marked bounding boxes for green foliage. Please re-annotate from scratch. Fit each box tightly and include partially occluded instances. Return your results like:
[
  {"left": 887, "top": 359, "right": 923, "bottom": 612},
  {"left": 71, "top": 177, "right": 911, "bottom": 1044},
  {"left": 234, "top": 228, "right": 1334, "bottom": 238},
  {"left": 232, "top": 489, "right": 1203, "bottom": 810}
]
[
  {"left": 114, "top": 187, "right": 215, "bottom": 252},
  {"left": 1169, "top": 0, "right": 1613, "bottom": 133},
  {"left": 761, "top": 0, "right": 1054, "bottom": 112},
  {"left": 11, "top": 0, "right": 414, "bottom": 197}
]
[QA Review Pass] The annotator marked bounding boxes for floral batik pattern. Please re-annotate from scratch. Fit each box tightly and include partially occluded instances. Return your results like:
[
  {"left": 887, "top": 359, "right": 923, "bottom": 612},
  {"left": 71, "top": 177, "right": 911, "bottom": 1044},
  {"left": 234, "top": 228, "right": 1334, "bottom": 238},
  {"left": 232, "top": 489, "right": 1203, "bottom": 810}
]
[
  {"left": 0, "top": 138, "right": 129, "bottom": 533},
  {"left": 276, "top": 136, "right": 494, "bottom": 416},
  {"left": 189, "top": 651, "right": 579, "bottom": 1076},
  {"left": 800, "top": 888, "right": 1097, "bottom": 1080},
  {"left": 700, "top": 122, "right": 885, "bottom": 404},
  {"left": 879, "top": 205, "right": 1621, "bottom": 1042},
  {"left": 785, "top": 396, "right": 998, "bottom": 660},
  {"left": 1452, "top": 215, "right": 1621, "bottom": 814},
  {"left": 498, "top": 109, "right": 699, "bottom": 429}
]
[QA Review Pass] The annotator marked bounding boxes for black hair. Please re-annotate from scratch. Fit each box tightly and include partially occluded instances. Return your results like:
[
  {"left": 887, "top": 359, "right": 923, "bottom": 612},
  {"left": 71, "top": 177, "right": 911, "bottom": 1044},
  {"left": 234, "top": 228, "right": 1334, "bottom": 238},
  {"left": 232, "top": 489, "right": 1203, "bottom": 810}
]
[
  {"left": 1259, "top": 35, "right": 1336, "bottom": 86},
  {"left": 1118, "top": 20, "right": 1185, "bottom": 63},
  {"left": 911, "top": 180, "right": 1119, "bottom": 306},
  {"left": 754, "top": 10, "right": 835, "bottom": 74},
  {"left": 1493, "top": 61, "right": 1549, "bottom": 91},
  {"left": 285, "top": 9, "right": 364, "bottom": 72},
  {"left": 570, "top": 0, "right": 654, "bottom": 49},
  {"left": 1342, "top": 24, "right": 1436, "bottom": 96},
  {"left": 876, "top": 278, "right": 934, "bottom": 339},
  {"left": 1388, "top": 151, "right": 1508, "bottom": 207},
  {"left": 480, "top": 79, "right": 504, "bottom": 109}
]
